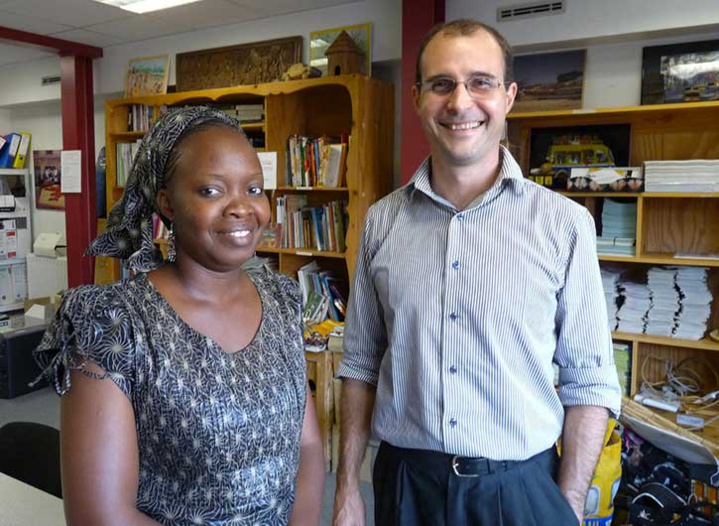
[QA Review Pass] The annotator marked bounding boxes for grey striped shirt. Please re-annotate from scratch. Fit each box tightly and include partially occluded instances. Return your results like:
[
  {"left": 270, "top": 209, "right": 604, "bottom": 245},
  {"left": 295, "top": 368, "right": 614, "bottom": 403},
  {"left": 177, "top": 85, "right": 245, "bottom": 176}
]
[{"left": 337, "top": 147, "right": 622, "bottom": 460}]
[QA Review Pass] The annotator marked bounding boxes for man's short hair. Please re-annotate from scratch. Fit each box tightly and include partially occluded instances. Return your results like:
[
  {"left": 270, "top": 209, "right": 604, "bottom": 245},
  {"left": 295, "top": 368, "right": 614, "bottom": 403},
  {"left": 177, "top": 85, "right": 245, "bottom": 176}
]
[{"left": 415, "top": 19, "right": 514, "bottom": 86}]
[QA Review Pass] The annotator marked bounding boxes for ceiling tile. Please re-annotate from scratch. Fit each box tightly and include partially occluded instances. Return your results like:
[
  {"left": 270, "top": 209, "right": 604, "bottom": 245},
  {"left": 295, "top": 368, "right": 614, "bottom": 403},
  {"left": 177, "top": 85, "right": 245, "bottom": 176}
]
[
  {"left": 0, "top": 9, "right": 74, "bottom": 34},
  {"left": 230, "top": 0, "right": 354, "bottom": 18},
  {"left": 51, "top": 28, "right": 124, "bottom": 48},
  {"left": 150, "top": 0, "right": 265, "bottom": 30},
  {"left": 0, "top": 42, "right": 55, "bottom": 66},
  {"left": 0, "top": 0, "right": 128, "bottom": 28},
  {"left": 85, "top": 13, "right": 192, "bottom": 43}
]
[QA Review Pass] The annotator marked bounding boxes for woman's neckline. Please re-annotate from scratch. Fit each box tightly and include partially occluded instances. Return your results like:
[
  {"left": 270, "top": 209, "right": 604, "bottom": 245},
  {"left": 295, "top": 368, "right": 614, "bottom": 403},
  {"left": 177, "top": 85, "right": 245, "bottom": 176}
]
[{"left": 138, "top": 270, "right": 265, "bottom": 355}]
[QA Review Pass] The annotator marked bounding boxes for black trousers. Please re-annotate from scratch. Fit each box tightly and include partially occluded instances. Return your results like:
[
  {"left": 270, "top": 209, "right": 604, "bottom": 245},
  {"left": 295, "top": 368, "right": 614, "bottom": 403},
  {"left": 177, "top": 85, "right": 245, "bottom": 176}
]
[{"left": 373, "top": 441, "right": 580, "bottom": 526}]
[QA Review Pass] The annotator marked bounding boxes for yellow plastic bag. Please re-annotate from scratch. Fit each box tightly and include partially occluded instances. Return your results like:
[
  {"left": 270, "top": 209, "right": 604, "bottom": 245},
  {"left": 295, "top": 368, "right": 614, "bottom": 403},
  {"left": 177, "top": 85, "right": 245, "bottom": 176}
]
[{"left": 583, "top": 420, "right": 622, "bottom": 526}]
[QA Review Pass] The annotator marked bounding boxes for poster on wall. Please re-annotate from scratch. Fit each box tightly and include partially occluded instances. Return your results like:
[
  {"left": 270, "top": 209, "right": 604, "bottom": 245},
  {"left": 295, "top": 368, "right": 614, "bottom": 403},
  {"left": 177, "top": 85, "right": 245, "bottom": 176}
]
[
  {"left": 512, "top": 50, "right": 586, "bottom": 113},
  {"left": 641, "top": 40, "right": 719, "bottom": 105},
  {"left": 32, "top": 150, "right": 65, "bottom": 210}
]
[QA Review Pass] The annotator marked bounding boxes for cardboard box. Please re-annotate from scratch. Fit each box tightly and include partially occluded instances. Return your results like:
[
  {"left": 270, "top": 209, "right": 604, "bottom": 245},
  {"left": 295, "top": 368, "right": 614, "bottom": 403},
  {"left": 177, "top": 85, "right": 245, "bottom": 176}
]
[{"left": 24, "top": 296, "right": 58, "bottom": 323}]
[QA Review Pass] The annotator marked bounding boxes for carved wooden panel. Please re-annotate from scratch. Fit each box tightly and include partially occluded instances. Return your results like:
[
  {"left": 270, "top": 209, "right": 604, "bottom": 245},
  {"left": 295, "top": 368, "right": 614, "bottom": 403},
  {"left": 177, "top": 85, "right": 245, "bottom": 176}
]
[{"left": 176, "top": 36, "right": 302, "bottom": 91}]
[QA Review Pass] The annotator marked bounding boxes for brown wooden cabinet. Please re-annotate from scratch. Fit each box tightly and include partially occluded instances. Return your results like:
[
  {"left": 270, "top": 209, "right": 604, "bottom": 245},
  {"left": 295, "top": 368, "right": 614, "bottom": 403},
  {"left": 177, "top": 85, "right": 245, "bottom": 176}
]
[
  {"left": 103, "top": 76, "right": 394, "bottom": 470},
  {"left": 103, "top": 74, "right": 394, "bottom": 284},
  {"left": 507, "top": 101, "right": 719, "bottom": 396}
]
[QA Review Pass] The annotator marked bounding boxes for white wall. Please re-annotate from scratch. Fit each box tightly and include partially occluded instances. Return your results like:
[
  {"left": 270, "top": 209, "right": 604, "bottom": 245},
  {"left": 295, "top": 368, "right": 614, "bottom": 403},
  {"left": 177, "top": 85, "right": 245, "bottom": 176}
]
[
  {"left": 444, "top": 1, "right": 719, "bottom": 108},
  {"left": 0, "top": 109, "right": 10, "bottom": 132},
  {"left": 447, "top": 0, "right": 719, "bottom": 48},
  {"left": 0, "top": 0, "right": 401, "bottom": 106}
]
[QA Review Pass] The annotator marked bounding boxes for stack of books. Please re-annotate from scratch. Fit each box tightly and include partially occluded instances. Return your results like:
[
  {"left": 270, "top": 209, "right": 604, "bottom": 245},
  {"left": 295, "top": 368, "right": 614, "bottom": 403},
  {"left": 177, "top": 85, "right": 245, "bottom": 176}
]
[
  {"left": 297, "top": 260, "right": 347, "bottom": 323},
  {"left": 644, "top": 160, "right": 719, "bottom": 193},
  {"left": 673, "top": 266, "right": 713, "bottom": 340},
  {"left": 600, "top": 268, "right": 622, "bottom": 330},
  {"left": 645, "top": 267, "right": 680, "bottom": 337},
  {"left": 597, "top": 199, "right": 637, "bottom": 256},
  {"left": 216, "top": 103, "right": 264, "bottom": 124},
  {"left": 615, "top": 280, "right": 651, "bottom": 334}
]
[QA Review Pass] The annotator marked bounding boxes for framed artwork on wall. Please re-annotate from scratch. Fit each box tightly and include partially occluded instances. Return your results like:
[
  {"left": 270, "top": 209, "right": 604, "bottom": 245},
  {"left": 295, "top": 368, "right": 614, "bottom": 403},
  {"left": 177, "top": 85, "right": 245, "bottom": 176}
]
[
  {"left": 175, "top": 37, "right": 302, "bottom": 91},
  {"left": 32, "top": 150, "right": 65, "bottom": 210},
  {"left": 641, "top": 40, "right": 719, "bottom": 105},
  {"left": 310, "top": 23, "right": 371, "bottom": 76},
  {"left": 512, "top": 49, "right": 586, "bottom": 113},
  {"left": 125, "top": 54, "right": 170, "bottom": 97}
]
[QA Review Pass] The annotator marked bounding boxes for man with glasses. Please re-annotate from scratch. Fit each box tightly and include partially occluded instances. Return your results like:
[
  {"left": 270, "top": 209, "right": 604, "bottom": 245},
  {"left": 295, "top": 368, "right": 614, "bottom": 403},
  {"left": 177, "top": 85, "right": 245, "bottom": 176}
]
[{"left": 333, "top": 19, "right": 621, "bottom": 526}]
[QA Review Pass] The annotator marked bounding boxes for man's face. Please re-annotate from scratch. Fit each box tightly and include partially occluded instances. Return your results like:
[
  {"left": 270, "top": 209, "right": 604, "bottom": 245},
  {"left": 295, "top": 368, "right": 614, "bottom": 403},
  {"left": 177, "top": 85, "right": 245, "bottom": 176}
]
[{"left": 412, "top": 30, "right": 517, "bottom": 170}]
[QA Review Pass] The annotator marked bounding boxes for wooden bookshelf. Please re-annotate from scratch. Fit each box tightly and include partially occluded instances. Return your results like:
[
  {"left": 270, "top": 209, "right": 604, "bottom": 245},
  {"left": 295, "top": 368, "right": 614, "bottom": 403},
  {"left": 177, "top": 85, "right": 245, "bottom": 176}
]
[
  {"left": 508, "top": 103, "right": 719, "bottom": 396},
  {"left": 103, "top": 75, "right": 394, "bottom": 284}
]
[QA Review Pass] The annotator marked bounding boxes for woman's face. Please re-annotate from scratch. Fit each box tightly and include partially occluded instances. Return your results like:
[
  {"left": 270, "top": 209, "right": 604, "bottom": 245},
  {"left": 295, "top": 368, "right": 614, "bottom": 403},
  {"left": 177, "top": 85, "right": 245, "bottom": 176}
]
[{"left": 157, "top": 125, "right": 270, "bottom": 272}]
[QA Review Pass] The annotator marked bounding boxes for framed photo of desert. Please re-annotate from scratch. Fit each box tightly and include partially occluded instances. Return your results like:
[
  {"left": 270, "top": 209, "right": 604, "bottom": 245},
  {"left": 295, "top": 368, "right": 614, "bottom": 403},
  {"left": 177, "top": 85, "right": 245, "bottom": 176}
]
[
  {"left": 125, "top": 54, "right": 170, "bottom": 97},
  {"left": 512, "top": 50, "right": 586, "bottom": 113},
  {"left": 641, "top": 40, "right": 719, "bottom": 105},
  {"left": 310, "top": 23, "right": 371, "bottom": 76}
]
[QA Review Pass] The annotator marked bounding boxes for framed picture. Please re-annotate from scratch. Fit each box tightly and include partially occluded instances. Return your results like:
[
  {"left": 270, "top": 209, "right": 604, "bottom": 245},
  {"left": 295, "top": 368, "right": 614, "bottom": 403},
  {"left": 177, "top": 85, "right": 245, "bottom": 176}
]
[
  {"left": 512, "top": 50, "right": 586, "bottom": 113},
  {"left": 175, "top": 37, "right": 302, "bottom": 91},
  {"left": 32, "top": 150, "right": 65, "bottom": 210},
  {"left": 641, "top": 40, "right": 719, "bottom": 105},
  {"left": 310, "top": 23, "right": 371, "bottom": 76},
  {"left": 125, "top": 54, "right": 170, "bottom": 97}
]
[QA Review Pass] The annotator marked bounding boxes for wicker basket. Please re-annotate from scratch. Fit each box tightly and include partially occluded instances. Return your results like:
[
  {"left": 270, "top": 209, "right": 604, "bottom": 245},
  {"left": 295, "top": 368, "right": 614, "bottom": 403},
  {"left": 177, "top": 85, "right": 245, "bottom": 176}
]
[{"left": 621, "top": 397, "right": 719, "bottom": 458}]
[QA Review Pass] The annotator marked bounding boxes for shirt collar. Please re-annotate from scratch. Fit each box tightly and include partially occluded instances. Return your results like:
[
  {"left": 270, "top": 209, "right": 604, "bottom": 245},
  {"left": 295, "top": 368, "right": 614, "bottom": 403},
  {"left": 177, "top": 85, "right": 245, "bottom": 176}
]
[{"left": 407, "top": 145, "right": 525, "bottom": 206}]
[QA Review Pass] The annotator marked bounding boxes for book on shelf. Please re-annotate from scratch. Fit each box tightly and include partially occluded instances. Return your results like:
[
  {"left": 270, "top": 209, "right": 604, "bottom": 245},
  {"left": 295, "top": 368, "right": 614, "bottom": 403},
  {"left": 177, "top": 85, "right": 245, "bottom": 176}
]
[
  {"left": 287, "top": 134, "right": 348, "bottom": 188},
  {"left": 0, "top": 133, "right": 21, "bottom": 169},
  {"left": 303, "top": 290, "right": 329, "bottom": 324},
  {"left": 116, "top": 140, "right": 143, "bottom": 187},
  {"left": 276, "top": 196, "right": 347, "bottom": 252},
  {"left": 257, "top": 223, "right": 282, "bottom": 249},
  {"left": 257, "top": 151, "right": 277, "bottom": 190},
  {"left": 11, "top": 132, "right": 31, "bottom": 169},
  {"left": 296, "top": 260, "right": 347, "bottom": 323},
  {"left": 216, "top": 103, "right": 264, "bottom": 124},
  {"left": 128, "top": 104, "right": 168, "bottom": 132}
]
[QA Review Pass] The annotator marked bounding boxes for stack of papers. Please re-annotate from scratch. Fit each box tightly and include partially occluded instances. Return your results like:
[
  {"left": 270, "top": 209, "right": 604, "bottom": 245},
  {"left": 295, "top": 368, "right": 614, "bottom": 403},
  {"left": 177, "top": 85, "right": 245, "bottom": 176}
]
[
  {"left": 645, "top": 267, "right": 680, "bottom": 337},
  {"left": 616, "top": 280, "right": 651, "bottom": 334},
  {"left": 644, "top": 160, "right": 719, "bottom": 193},
  {"left": 600, "top": 268, "right": 622, "bottom": 330},
  {"left": 674, "top": 267, "right": 712, "bottom": 340},
  {"left": 597, "top": 199, "right": 637, "bottom": 256}
]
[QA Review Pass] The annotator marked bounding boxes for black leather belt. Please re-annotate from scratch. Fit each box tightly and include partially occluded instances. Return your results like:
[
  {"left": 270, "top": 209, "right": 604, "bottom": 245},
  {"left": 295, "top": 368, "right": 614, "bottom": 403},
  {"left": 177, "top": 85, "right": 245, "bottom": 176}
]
[{"left": 382, "top": 441, "right": 555, "bottom": 478}]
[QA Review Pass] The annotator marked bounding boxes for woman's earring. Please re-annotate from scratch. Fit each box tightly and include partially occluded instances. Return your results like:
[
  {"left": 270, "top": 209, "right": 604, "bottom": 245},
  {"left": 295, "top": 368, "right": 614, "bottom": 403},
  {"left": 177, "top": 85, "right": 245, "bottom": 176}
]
[{"left": 167, "top": 223, "right": 176, "bottom": 262}]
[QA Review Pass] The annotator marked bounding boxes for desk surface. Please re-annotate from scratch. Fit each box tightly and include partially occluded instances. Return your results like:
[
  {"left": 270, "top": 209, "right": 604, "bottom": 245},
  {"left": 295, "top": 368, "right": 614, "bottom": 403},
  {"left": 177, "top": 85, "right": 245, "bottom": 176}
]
[{"left": 0, "top": 472, "right": 65, "bottom": 526}]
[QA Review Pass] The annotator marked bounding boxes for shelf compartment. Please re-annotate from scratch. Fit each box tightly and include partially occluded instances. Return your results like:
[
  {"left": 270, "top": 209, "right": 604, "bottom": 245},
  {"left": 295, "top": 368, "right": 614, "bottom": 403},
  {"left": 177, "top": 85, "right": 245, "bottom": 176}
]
[
  {"left": 256, "top": 247, "right": 346, "bottom": 259},
  {"left": 641, "top": 197, "right": 719, "bottom": 259},
  {"left": 612, "top": 332, "right": 719, "bottom": 352}
]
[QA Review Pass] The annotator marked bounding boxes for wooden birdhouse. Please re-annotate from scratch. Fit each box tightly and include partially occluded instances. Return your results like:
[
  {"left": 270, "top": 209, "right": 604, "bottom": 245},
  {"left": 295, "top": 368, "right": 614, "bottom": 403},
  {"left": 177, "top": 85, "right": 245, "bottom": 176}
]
[{"left": 325, "top": 30, "right": 366, "bottom": 76}]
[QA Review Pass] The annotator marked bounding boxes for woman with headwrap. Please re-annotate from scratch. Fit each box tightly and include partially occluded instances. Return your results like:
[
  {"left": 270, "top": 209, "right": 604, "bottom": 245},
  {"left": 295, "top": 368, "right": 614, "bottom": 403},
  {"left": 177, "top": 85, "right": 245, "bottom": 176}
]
[{"left": 34, "top": 106, "right": 325, "bottom": 526}]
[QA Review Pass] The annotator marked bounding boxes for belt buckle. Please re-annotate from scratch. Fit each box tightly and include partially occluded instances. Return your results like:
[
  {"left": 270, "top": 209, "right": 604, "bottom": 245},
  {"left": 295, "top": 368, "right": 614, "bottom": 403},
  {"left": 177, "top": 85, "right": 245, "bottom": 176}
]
[{"left": 451, "top": 455, "right": 479, "bottom": 478}]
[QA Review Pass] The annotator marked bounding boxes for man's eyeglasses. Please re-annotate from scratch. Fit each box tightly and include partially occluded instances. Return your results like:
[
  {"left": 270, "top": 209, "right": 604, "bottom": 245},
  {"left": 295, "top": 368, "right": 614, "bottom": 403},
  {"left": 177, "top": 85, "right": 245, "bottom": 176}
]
[{"left": 417, "top": 76, "right": 507, "bottom": 98}]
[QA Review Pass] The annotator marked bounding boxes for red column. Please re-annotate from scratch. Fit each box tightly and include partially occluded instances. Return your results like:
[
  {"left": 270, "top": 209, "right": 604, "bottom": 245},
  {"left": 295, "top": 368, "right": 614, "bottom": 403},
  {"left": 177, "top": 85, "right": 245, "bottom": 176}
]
[
  {"left": 61, "top": 55, "right": 97, "bottom": 287},
  {"left": 400, "top": 0, "right": 445, "bottom": 184}
]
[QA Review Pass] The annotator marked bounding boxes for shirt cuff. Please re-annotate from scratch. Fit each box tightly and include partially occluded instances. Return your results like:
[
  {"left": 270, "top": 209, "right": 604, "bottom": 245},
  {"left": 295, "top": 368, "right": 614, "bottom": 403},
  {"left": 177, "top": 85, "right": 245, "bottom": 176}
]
[
  {"left": 335, "top": 360, "right": 379, "bottom": 387},
  {"left": 558, "top": 363, "right": 622, "bottom": 419}
]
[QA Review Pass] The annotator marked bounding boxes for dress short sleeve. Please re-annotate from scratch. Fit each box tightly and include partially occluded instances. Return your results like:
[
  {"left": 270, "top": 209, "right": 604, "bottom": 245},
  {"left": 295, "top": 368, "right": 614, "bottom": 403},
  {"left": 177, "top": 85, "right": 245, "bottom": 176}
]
[{"left": 34, "top": 283, "right": 136, "bottom": 398}]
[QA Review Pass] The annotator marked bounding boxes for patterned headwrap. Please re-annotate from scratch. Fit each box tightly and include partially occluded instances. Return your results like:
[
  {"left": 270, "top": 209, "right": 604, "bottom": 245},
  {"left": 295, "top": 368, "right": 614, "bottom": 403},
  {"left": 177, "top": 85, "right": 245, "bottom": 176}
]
[{"left": 86, "top": 106, "right": 244, "bottom": 272}]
